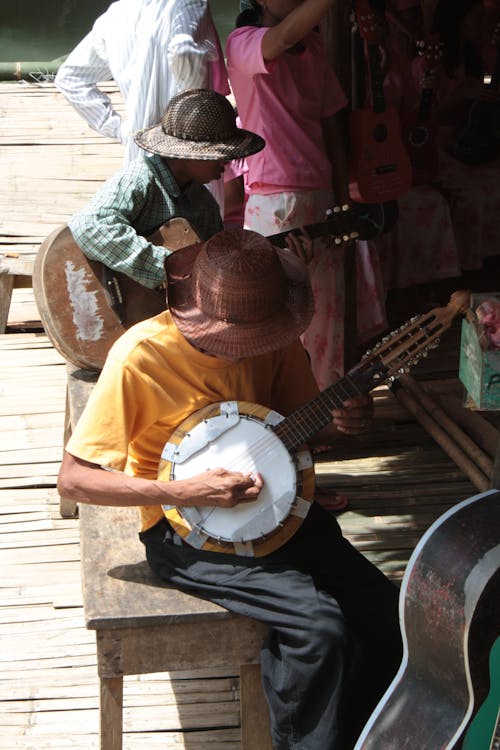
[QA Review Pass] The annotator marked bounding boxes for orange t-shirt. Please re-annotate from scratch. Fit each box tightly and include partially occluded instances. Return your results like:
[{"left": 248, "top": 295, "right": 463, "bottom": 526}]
[{"left": 66, "top": 311, "right": 319, "bottom": 531}]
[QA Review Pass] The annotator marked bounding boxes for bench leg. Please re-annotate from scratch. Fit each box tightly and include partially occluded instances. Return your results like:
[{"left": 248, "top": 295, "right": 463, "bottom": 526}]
[
  {"left": 59, "top": 384, "right": 78, "bottom": 518},
  {"left": 240, "top": 663, "right": 273, "bottom": 750},
  {"left": 0, "top": 273, "right": 14, "bottom": 333},
  {"left": 100, "top": 675, "right": 123, "bottom": 750}
]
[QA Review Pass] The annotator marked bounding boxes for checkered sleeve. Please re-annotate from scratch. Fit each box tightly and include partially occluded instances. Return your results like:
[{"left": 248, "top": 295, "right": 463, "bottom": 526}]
[{"left": 68, "top": 164, "right": 171, "bottom": 289}]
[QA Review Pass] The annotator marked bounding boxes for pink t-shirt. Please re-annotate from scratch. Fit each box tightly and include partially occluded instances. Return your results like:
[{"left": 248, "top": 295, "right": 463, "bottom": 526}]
[{"left": 226, "top": 26, "right": 348, "bottom": 194}]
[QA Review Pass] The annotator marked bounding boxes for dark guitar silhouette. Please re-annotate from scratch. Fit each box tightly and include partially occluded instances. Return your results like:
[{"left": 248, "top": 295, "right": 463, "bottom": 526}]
[{"left": 354, "top": 489, "right": 500, "bottom": 749}]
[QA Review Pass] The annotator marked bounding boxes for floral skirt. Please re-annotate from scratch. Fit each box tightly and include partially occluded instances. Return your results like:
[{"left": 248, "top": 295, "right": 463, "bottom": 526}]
[
  {"left": 244, "top": 190, "right": 387, "bottom": 388},
  {"left": 374, "top": 185, "right": 461, "bottom": 290}
]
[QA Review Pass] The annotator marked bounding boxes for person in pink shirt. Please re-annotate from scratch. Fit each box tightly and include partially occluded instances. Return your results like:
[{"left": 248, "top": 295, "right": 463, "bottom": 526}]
[{"left": 226, "top": 0, "right": 387, "bottom": 394}]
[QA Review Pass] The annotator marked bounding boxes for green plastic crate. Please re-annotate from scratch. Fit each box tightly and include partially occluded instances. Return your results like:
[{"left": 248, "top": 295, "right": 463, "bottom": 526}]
[{"left": 459, "top": 294, "right": 500, "bottom": 410}]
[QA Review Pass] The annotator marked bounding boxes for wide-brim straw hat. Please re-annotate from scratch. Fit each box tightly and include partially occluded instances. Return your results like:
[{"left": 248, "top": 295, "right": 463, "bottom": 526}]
[
  {"left": 135, "top": 88, "right": 265, "bottom": 161},
  {"left": 165, "top": 228, "right": 314, "bottom": 359}
]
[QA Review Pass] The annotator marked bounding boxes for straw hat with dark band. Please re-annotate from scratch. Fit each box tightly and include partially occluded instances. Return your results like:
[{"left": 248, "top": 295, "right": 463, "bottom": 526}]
[
  {"left": 165, "top": 228, "right": 314, "bottom": 359},
  {"left": 135, "top": 89, "right": 265, "bottom": 161}
]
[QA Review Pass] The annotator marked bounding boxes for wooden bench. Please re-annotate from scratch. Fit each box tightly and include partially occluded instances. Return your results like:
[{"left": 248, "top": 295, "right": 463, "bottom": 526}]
[{"left": 66, "top": 366, "right": 272, "bottom": 750}]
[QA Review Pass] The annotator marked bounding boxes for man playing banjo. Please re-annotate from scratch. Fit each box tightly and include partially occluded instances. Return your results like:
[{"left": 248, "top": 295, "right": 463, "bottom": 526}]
[{"left": 58, "top": 219, "right": 403, "bottom": 748}]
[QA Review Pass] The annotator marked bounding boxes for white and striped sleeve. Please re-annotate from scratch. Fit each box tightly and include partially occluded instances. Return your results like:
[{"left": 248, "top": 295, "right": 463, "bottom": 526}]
[
  {"left": 167, "top": 0, "right": 218, "bottom": 91},
  {"left": 55, "top": 29, "right": 124, "bottom": 142}
]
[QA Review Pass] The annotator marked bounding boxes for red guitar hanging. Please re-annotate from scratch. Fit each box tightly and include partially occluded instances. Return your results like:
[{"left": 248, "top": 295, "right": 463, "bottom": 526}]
[
  {"left": 401, "top": 35, "right": 442, "bottom": 186},
  {"left": 349, "top": 0, "right": 413, "bottom": 202}
]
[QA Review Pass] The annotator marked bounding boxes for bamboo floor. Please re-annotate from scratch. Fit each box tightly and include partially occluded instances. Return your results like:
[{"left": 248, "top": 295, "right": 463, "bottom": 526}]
[
  {"left": 0, "top": 80, "right": 124, "bottom": 262},
  {"left": 1, "top": 79, "right": 499, "bottom": 748}
]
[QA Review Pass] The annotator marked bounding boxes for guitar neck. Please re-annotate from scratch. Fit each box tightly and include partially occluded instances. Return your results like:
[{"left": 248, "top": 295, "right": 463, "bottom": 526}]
[
  {"left": 367, "top": 43, "right": 387, "bottom": 113},
  {"left": 417, "top": 87, "right": 434, "bottom": 124},
  {"left": 352, "top": 24, "right": 367, "bottom": 110},
  {"left": 268, "top": 222, "right": 332, "bottom": 247},
  {"left": 272, "top": 359, "right": 383, "bottom": 452}
]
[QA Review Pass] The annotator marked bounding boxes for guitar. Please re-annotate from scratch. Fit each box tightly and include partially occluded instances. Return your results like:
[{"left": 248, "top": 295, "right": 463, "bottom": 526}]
[
  {"left": 463, "top": 637, "right": 500, "bottom": 750},
  {"left": 33, "top": 219, "right": 199, "bottom": 372},
  {"left": 451, "top": 25, "right": 500, "bottom": 166},
  {"left": 349, "top": 0, "right": 413, "bottom": 202},
  {"left": 158, "top": 290, "right": 470, "bottom": 557},
  {"left": 354, "top": 488, "right": 500, "bottom": 749},
  {"left": 33, "top": 203, "right": 398, "bottom": 372},
  {"left": 401, "top": 36, "right": 442, "bottom": 186}
]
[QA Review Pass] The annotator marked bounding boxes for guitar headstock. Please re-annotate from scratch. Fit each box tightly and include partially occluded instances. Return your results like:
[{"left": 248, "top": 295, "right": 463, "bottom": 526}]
[
  {"left": 323, "top": 201, "right": 398, "bottom": 242},
  {"left": 352, "top": 0, "right": 386, "bottom": 45},
  {"left": 325, "top": 204, "right": 360, "bottom": 245},
  {"left": 357, "top": 290, "right": 470, "bottom": 384},
  {"left": 416, "top": 33, "right": 443, "bottom": 80}
]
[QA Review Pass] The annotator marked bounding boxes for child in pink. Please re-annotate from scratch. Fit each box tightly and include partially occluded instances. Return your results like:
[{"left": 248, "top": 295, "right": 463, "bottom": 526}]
[{"left": 226, "top": 0, "right": 387, "bottom": 389}]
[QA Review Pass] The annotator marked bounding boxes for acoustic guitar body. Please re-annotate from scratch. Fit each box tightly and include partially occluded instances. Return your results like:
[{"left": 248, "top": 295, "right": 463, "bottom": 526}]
[
  {"left": 33, "top": 220, "right": 200, "bottom": 371},
  {"left": 349, "top": 105, "right": 413, "bottom": 203},
  {"left": 401, "top": 112, "right": 439, "bottom": 185},
  {"left": 355, "top": 489, "right": 500, "bottom": 749}
]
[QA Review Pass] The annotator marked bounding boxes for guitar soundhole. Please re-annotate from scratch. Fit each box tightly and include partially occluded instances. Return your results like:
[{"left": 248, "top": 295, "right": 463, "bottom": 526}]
[
  {"left": 373, "top": 123, "right": 388, "bottom": 142},
  {"left": 409, "top": 127, "right": 430, "bottom": 147}
]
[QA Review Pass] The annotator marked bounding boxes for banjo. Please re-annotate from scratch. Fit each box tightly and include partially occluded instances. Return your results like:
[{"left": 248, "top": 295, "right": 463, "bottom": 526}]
[{"left": 158, "top": 291, "right": 470, "bottom": 558}]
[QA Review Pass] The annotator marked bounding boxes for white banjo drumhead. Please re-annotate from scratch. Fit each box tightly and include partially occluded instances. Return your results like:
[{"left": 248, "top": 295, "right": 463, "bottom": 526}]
[{"left": 168, "top": 415, "right": 297, "bottom": 544}]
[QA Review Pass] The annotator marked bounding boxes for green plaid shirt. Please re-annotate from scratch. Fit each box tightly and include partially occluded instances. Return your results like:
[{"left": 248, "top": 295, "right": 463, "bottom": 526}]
[{"left": 69, "top": 154, "right": 223, "bottom": 288}]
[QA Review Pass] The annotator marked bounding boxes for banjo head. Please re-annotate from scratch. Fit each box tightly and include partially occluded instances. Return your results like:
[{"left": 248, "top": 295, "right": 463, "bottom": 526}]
[{"left": 158, "top": 401, "right": 315, "bottom": 557}]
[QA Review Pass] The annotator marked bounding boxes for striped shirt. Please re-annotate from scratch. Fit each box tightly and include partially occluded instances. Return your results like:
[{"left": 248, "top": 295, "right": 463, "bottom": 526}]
[
  {"left": 68, "top": 153, "right": 223, "bottom": 288},
  {"left": 55, "top": 0, "right": 230, "bottom": 164}
]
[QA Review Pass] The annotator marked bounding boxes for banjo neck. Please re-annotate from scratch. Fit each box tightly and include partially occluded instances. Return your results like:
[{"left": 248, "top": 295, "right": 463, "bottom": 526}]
[
  {"left": 273, "top": 361, "right": 378, "bottom": 452},
  {"left": 273, "top": 290, "right": 471, "bottom": 452}
]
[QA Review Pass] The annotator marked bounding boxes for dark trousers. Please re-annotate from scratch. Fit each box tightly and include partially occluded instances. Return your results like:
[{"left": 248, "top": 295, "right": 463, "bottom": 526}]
[{"left": 140, "top": 502, "right": 402, "bottom": 750}]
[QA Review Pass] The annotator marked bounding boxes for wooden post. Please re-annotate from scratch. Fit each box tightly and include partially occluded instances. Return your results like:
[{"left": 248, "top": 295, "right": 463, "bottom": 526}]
[
  {"left": 323, "top": 2, "right": 361, "bottom": 370},
  {"left": 100, "top": 676, "right": 123, "bottom": 750},
  {"left": 240, "top": 663, "right": 273, "bottom": 750},
  {"left": 0, "top": 273, "right": 14, "bottom": 333},
  {"left": 392, "top": 382, "right": 490, "bottom": 491}
]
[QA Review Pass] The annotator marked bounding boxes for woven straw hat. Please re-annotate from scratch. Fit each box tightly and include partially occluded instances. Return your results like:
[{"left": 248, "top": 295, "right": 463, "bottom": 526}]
[
  {"left": 165, "top": 228, "right": 314, "bottom": 358},
  {"left": 135, "top": 89, "right": 265, "bottom": 161}
]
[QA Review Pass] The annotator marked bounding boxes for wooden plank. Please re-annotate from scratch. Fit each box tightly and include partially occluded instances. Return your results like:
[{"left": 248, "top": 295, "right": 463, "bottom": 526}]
[{"left": 0, "top": 730, "right": 239, "bottom": 748}]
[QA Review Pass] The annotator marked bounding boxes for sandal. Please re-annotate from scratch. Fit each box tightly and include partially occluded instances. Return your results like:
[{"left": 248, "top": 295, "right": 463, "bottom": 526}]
[{"left": 315, "top": 490, "right": 349, "bottom": 512}]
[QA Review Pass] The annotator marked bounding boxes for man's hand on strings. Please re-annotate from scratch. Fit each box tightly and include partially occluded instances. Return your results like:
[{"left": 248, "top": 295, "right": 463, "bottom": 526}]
[{"left": 180, "top": 468, "right": 264, "bottom": 508}]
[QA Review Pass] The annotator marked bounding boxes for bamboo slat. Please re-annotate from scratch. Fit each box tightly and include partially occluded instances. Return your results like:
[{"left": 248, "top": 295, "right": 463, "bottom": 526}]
[{"left": 0, "top": 81, "right": 124, "bottom": 260}]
